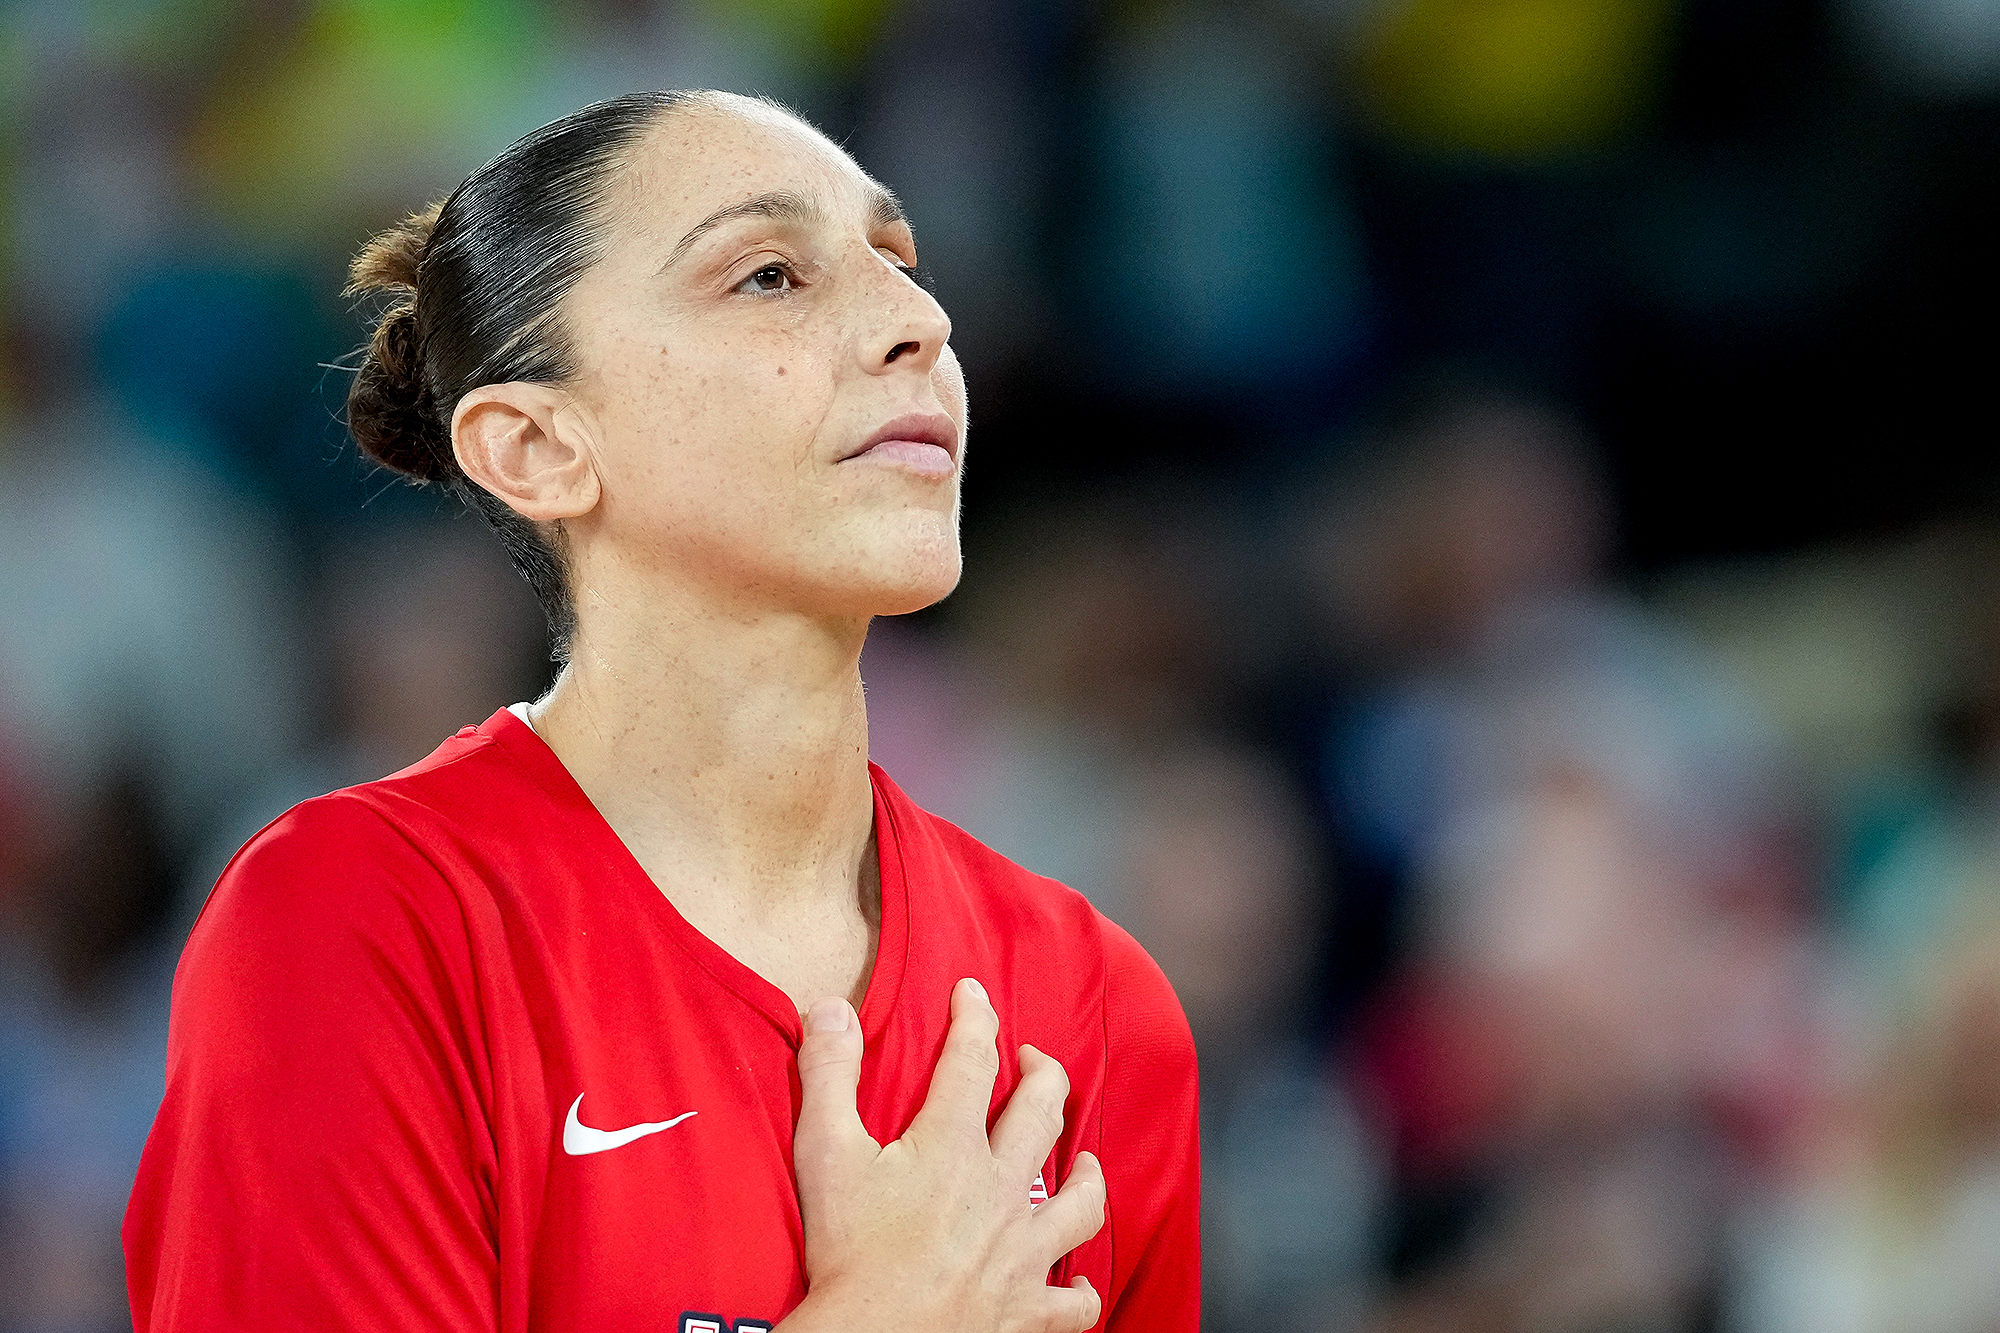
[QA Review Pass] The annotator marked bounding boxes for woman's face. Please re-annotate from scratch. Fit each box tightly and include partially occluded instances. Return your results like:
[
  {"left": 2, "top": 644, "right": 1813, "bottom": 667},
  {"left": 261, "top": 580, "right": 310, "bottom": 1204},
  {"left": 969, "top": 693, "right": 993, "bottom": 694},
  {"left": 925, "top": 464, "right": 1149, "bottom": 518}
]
[{"left": 558, "top": 96, "right": 967, "bottom": 622}]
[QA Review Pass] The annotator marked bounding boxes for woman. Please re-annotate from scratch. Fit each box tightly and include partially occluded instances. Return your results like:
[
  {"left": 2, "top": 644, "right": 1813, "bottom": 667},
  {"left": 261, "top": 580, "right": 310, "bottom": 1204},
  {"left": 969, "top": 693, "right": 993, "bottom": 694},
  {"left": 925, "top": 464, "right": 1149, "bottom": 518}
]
[{"left": 123, "top": 91, "right": 1199, "bottom": 1331}]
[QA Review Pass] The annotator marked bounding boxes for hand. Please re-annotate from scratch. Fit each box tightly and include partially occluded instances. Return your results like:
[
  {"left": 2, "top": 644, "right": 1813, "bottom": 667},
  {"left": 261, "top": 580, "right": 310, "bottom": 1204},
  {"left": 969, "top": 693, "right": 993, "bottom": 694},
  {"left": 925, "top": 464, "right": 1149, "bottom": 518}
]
[{"left": 778, "top": 977, "right": 1106, "bottom": 1333}]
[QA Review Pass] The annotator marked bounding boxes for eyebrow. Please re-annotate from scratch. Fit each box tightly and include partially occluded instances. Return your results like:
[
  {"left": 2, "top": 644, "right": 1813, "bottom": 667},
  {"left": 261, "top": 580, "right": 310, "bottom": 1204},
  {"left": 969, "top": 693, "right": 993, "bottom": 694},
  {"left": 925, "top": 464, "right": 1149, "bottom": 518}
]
[{"left": 662, "top": 185, "right": 910, "bottom": 271}]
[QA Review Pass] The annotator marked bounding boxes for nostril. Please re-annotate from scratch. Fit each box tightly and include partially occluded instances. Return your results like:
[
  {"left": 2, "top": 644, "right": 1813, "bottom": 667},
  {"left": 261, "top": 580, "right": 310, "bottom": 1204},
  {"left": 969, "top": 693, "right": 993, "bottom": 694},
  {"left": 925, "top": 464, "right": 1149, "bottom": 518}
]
[{"left": 884, "top": 340, "right": 919, "bottom": 364}]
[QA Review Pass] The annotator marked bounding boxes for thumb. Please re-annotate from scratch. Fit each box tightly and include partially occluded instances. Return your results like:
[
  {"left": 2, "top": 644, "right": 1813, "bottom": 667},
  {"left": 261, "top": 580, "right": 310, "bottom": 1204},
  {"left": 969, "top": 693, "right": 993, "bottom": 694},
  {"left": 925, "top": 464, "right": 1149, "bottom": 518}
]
[{"left": 795, "top": 997, "right": 871, "bottom": 1179}]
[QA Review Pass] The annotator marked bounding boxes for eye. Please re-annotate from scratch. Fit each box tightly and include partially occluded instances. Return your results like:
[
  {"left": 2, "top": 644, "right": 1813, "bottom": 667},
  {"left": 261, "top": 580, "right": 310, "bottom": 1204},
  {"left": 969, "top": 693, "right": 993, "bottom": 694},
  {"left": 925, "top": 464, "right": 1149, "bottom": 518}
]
[{"left": 737, "top": 263, "right": 795, "bottom": 295}]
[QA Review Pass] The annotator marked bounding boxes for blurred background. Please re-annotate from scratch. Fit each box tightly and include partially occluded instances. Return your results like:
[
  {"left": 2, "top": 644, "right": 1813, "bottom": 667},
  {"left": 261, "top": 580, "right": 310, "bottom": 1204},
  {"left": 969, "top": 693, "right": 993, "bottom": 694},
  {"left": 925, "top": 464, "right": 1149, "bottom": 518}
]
[{"left": 3, "top": 0, "right": 1998, "bottom": 1328}]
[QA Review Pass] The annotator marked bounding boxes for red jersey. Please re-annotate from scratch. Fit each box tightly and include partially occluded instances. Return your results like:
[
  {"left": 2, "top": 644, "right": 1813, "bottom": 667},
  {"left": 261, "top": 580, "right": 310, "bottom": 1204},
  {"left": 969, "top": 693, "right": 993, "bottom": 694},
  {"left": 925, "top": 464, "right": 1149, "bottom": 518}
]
[{"left": 124, "top": 707, "right": 1199, "bottom": 1332}]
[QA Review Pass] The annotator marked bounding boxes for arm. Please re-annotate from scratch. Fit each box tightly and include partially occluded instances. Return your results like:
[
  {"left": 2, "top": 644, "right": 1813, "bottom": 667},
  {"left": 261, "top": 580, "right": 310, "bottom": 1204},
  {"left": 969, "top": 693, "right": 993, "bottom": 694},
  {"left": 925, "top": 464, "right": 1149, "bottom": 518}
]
[
  {"left": 123, "top": 796, "right": 497, "bottom": 1333},
  {"left": 1097, "top": 917, "right": 1201, "bottom": 1332}
]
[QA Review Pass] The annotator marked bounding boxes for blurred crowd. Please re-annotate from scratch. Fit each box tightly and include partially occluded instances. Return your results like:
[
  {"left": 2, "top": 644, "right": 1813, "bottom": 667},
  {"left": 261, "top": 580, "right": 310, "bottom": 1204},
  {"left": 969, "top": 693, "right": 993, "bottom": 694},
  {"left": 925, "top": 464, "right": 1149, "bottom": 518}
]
[{"left": 3, "top": 0, "right": 1998, "bottom": 1331}]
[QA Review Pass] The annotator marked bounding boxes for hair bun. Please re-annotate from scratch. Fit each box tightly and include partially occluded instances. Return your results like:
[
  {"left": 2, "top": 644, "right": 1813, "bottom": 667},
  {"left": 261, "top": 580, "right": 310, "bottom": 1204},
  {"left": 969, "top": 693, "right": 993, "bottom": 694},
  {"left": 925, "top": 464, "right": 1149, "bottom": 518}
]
[
  {"left": 345, "top": 202, "right": 450, "bottom": 482},
  {"left": 346, "top": 302, "right": 450, "bottom": 481}
]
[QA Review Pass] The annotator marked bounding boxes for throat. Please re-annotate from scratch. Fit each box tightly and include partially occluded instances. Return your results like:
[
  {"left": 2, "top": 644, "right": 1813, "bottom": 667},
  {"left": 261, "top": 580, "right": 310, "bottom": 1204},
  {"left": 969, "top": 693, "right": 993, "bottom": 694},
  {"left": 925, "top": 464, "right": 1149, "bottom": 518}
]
[
  {"left": 634, "top": 829, "right": 883, "bottom": 1016},
  {"left": 522, "top": 609, "right": 884, "bottom": 1015}
]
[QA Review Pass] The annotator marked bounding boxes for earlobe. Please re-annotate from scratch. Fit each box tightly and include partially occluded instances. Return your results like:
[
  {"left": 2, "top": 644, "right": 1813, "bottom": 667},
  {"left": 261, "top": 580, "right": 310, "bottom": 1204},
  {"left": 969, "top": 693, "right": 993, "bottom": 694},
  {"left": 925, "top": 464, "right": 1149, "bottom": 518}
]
[{"left": 451, "top": 384, "right": 600, "bottom": 522}]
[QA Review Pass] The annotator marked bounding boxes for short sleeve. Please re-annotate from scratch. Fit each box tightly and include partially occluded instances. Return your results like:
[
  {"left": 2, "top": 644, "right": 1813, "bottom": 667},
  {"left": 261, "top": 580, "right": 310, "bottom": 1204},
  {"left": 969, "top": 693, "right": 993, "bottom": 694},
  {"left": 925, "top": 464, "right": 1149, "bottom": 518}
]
[
  {"left": 123, "top": 794, "right": 499, "bottom": 1332},
  {"left": 1096, "top": 915, "right": 1201, "bottom": 1331}
]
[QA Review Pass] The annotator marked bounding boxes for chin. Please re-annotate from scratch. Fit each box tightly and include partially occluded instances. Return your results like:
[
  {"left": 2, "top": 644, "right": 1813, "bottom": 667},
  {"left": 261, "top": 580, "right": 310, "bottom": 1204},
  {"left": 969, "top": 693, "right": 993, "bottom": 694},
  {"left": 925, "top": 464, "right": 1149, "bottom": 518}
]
[
  {"left": 869, "top": 573, "right": 960, "bottom": 617},
  {"left": 865, "top": 547, "right": 962, "bottom": 616},
  {"left": 794, "top": 505, "right": 961, "bottom": 617},
  {"left": 835, "top": 517, "right": 962, "bottom": 617}
]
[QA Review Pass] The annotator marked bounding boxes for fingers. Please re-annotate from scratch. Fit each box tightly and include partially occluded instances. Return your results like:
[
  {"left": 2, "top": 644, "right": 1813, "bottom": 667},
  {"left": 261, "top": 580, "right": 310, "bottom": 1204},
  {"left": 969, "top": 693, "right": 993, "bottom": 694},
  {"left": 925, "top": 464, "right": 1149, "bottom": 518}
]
[
  {"left": 794, "top": 997, "right": 871, "bottom": 1172},
  {"left": 909, "top": 977, "right": 1002, "bottom": 1145},
  {"left": 989, "top": 1043, "right": 1070, "bottom": 1181},
  {"left": 1036, "top": 1276, "right": 1101, "bottom": 1333},
  {"left": 1029, "top": 1151, "right": 1107, "bottom": 1259}
]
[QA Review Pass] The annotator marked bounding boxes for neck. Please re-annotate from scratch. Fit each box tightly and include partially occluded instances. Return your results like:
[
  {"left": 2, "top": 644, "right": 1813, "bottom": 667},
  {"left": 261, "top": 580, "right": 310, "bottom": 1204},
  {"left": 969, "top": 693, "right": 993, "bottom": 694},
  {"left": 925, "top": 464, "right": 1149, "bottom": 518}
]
[{"left": 530, "top": 582, "right": 876, "bottom": 922}]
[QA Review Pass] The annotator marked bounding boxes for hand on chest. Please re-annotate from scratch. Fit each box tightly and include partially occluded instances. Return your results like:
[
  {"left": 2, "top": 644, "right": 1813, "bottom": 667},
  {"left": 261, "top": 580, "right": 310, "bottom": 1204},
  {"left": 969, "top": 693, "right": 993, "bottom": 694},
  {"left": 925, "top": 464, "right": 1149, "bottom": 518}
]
[{"left": 531, "top": 980, "right": 1098, "bottom": 1329}]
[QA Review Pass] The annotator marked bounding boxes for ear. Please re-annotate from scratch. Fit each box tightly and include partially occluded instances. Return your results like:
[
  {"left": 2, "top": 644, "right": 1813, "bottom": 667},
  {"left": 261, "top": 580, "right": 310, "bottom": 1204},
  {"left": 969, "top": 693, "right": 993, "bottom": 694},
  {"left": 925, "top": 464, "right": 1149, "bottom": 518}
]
[{"left": 451, "top": 383, "right": 601, "bottom": 522}]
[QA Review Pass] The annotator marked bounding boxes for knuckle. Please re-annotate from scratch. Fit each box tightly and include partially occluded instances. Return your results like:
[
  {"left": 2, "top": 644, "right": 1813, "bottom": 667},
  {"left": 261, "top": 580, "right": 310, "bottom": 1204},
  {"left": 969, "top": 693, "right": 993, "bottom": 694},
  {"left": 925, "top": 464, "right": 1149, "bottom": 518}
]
[
  {"left": 796, "top": 1051, "right": 844, "bottom": 1079},
  {"left": 790, "top": 1140, "right": 836, "bottom": 1185},
  {"left": 948, "top": 1010, "right": 996, "bottom": 1046},
  {"left": 1063, "top": 1162, "right": 1102, "bottom": 1199},
  {"left": 1028, "top": 1093, "right": 1065, "bottom": 1143},
  {"left": 1043, "top": 1293, "right": 1095, "bottom": 1333},
  {"left": 954, "top": 1037, "right": 1000, "bottom": 1078},
  {"left": 797, "top": 1039, "right": 857, "bottom": 1075},
  {"left": 1022, "top": 1056, "right": 1069, "bottom": 1104}
]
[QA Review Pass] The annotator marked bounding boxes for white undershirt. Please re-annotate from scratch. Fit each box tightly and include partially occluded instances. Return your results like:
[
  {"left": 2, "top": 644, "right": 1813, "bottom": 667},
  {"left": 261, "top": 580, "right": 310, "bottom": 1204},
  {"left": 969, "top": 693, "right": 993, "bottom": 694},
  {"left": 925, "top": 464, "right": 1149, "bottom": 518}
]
[{"left": 506, "top": 701, "right": 536, "bottom": 733}]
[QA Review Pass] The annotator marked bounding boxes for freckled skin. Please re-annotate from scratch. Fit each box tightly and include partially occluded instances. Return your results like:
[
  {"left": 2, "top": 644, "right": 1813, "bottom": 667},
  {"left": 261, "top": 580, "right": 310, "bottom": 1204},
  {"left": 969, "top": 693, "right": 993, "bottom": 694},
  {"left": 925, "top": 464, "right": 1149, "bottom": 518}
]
[
  {"left": 557, "top": 96, "right": 967, "bottom": 623},
  {"left": 446, "top": 94, "right": 972, "bottom": 1013}
]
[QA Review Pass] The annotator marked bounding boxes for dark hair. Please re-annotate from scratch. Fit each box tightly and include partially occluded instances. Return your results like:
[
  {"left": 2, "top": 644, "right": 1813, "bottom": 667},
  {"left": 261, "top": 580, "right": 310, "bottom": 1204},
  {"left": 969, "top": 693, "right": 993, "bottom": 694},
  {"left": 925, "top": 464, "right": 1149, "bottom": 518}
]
[{"left": 345, "top": 90, "right": 705, "bottom": 661}]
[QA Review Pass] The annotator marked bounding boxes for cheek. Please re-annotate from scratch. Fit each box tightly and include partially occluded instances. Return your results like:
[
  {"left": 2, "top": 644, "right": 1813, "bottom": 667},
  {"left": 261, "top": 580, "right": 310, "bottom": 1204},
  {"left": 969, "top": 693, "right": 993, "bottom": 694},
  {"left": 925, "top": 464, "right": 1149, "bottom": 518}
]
[
  {"left": 935, "top": 346, "right": 969, "bottom": 429},
  {"left": 594, "top": 328, "right": 835, "bottom": 521}
]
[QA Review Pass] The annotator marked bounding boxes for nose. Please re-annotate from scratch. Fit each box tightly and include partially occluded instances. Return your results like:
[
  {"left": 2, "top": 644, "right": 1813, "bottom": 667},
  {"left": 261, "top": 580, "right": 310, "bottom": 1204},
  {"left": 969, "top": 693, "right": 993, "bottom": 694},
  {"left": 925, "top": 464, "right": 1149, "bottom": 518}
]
[{"left": 860, "top": 259, "right": 951, "bottom": 376}]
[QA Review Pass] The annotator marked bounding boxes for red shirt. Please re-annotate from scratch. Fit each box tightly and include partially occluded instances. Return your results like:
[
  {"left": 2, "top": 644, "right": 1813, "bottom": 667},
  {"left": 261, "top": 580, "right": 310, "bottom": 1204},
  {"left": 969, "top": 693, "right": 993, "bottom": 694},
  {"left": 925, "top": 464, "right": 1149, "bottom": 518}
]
[{"left": 124, "top": 708, "right": 1199, "bottom": 1332}]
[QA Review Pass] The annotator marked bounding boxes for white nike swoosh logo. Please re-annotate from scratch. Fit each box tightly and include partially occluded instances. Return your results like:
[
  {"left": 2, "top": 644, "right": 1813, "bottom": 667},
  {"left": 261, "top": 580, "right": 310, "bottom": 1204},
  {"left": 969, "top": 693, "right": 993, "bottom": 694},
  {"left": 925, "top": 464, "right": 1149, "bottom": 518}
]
[{"left": 562, "top": 1094, "right": 697, "bottom": 1156}]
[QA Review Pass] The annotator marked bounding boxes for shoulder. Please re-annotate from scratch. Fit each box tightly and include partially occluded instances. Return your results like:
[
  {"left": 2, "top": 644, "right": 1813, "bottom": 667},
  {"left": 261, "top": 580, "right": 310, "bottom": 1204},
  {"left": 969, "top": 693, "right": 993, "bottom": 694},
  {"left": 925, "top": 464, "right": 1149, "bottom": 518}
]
[
  {"left": 1095, "top": 913, "right": 1194, "bottom": 1069},
  {"left": 185, "top": 791, "right": 463, "bottom": 1002},
  {"left": 187, "top": 720, "right": 535, "bottom": 980},
  {"left": 204, "top": 713, "right": 536, "bottom": 904},
  {"left": 214, "top": 785, "right": 442, "bottom": 891}
]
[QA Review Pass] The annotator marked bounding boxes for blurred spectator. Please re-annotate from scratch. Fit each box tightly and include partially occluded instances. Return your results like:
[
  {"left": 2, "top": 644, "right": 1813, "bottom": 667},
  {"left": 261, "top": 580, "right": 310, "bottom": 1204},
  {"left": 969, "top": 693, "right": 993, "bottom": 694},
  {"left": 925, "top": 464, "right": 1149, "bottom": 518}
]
[
  {"left": 6, "top": 61, "right": 192, "bottom": 358},
  {"left": 316, "top": 520, "right": 549, "bottom": 775},
  {"left": 1298, "top": 388, "right": 1611, "bottom": 671},
  {"left": 1114, "top": 739, "right": 1380, "bottom": 1333},
  {"left": 1729, "top": 554, "right": 2000, "bottom": 1333},
  {"left": 0, "top": 396, "right": 302, "bottom": 1333},
  {"left": 1073, "top": 1, "right": 1370, "bottom": 416},
  {"left": 185, "top": 517, "right": 549, "bottom": 912},
  {"left": 1301, "top": 387, "right": 1811, "bottom": 1332},
  {"left": 1733, "top": 854, "right": 2000, "bottom": 1333},
  {"left": 1652, "top": 526, "right": 1984, "bottom": 905},
  {"left": 851, "top": 0, "right": 1075, "bottom": 379},
  {"left": 0, "top": 398, "right": 303, "bottom": 863}
]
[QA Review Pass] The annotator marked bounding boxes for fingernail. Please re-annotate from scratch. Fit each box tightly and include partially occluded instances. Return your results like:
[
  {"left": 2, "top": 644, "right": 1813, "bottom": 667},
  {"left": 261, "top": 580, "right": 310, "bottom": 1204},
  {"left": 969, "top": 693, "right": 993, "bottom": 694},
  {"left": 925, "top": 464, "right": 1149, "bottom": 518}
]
[
  {"left": 963, "top": 977, "right": 987, "bottom": 1002},
  {"left": 807, "top": 998, "right": 850, "bottom": 1033}
]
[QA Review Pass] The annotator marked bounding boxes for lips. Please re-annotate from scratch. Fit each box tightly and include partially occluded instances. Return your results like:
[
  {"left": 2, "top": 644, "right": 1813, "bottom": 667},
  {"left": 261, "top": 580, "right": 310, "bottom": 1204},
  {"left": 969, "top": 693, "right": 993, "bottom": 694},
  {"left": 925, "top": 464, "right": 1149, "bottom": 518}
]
[{"left": 840, "top": 412, "right": 961, "bottom": 472}]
